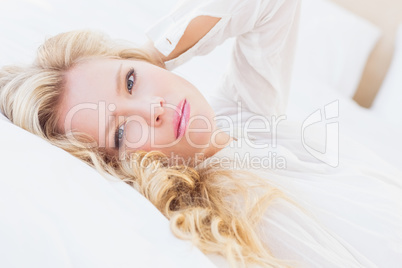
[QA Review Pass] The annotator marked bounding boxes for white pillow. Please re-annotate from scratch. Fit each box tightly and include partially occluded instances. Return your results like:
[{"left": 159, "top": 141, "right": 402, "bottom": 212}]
[
  {"left": 0, "top": 115, "right": 216, "bottom": 268},
  {"left": 372, "top": 24, "right": 402, "bottom": 127},
  {"left": 292, "top": 0, "right": 381, "bottom": 98}
]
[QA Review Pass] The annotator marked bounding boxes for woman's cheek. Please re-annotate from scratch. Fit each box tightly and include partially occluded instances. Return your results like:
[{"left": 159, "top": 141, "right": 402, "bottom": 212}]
[{"left": 124, "top": 121, "right": 151, "bottom": 151}]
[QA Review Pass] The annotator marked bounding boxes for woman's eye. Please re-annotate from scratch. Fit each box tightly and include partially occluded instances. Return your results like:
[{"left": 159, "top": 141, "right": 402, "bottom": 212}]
[
  {"left": 126, "top": 68, "right": 136, "bottom": 94},
  {"left": 114, "top": 123, "right": 125, "bottom": 148}
]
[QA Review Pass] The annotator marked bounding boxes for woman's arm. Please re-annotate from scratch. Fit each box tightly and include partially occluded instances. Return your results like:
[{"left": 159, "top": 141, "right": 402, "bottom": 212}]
[
  {"left": 146, "top": 0, "right": 301, "bottom": 117},
  {"left": 144, "top": 16, "right": 221, "bottom": 67}
]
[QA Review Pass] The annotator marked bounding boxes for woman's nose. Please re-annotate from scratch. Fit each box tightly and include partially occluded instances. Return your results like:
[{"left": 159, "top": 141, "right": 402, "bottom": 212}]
[{"left": 150, "top": 97, "right": 165, "bottom": 127}]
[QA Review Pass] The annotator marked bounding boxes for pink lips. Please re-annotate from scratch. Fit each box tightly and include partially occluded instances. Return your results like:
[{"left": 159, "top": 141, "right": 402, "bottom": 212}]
[{"left": 174, "top": 99, "right": 190, "bottom": 139}]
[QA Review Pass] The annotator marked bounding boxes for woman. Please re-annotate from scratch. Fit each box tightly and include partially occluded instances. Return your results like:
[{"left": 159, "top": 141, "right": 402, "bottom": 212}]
[{"left": 1, "top": 0, "right": 401, "bottom": 267}]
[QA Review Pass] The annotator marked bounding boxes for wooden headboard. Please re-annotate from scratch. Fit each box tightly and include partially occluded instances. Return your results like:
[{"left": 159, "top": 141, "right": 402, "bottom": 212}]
[{"left": 331, "top": 0, "right": 402, "bottom": 108}]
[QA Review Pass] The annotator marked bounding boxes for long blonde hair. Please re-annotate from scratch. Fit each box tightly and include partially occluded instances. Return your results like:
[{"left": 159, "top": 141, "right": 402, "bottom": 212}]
[{"left": 0, "top": 30, "right": 290, "bottom": 267}]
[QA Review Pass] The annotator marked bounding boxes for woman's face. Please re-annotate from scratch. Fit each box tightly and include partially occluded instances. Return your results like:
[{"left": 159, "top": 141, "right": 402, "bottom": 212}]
[{"left": 58, "top": 58, "right": 220, "bottom": 161}]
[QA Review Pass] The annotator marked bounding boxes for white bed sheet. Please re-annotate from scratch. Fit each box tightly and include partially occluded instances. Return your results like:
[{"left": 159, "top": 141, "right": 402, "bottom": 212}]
[{"left": 0, "top": 114, "right": 217, "bottom": 268}]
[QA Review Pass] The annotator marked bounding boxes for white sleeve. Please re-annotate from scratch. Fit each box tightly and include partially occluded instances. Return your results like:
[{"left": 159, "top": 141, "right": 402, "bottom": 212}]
[{"left": 146, "top": 0, "right": 301, "bottom": 117}]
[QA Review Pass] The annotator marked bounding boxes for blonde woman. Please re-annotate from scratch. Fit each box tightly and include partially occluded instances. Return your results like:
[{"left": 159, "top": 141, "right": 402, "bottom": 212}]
[{"left": 1, "top": 0, "right": 401, "bottom": 267}]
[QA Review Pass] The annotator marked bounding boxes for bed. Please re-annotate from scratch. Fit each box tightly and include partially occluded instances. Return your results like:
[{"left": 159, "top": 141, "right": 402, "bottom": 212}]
[{"left": 0, "top": 0, "right": 401, "bottom": 267}]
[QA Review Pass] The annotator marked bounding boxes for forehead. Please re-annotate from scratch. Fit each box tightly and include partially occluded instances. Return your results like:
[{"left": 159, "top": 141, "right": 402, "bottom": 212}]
[{"left": 65, "top": 58, "right": 121, "bottom": 104}]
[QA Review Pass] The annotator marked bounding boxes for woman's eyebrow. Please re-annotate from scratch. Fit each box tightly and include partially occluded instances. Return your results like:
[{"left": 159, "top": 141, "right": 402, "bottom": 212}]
[{"left": 115, "top": 63, "right": 123, "bottom": 95}]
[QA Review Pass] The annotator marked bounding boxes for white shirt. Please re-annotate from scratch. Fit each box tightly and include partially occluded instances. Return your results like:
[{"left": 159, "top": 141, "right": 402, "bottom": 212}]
[{"left": 146, "top": 0, "right": 402, "bottom": 267}]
